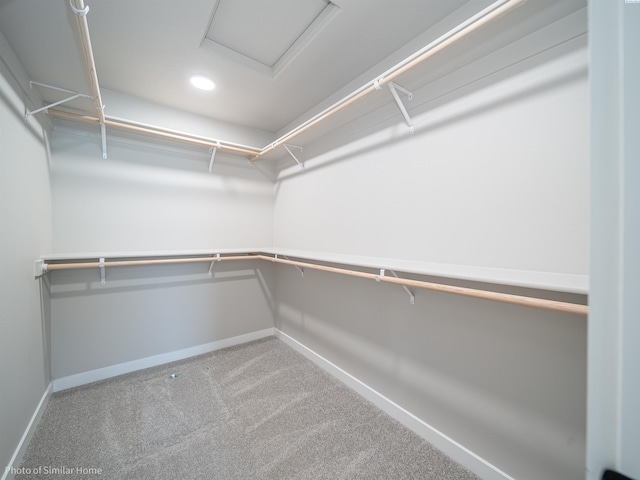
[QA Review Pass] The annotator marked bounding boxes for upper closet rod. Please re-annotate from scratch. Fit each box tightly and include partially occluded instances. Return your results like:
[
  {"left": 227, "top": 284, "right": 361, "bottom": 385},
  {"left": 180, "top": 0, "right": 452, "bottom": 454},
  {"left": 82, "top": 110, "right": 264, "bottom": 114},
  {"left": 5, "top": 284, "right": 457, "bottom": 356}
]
[
  {"left": 253, "top": 0, "right": 526, "bottom": 161},
  {"left": 40, "top": 252, "right": 587, "bottom": 316},
  {"left": 56, "top": 0, "right": 525, "bottom": 162},
  {"left": 70, "top": 0, "right": 107, "bottom": 159},
  {"left": 47, "top": 109, "right": 262, "bottom": 156}
]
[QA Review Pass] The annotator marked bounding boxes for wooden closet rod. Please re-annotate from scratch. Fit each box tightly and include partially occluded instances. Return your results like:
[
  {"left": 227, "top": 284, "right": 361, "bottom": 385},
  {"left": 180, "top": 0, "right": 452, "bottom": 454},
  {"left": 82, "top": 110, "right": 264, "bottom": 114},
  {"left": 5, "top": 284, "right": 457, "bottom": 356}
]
[
  {"left": 70, "top": 0, "right": 104, "bottom": 125},
  {"left": 47, "top": 109, "right": 262, "bottom": 156},
  {"left": 43, "top": 255, "right": 256, "bottom": 271},
  {"left": 252, "top": 0, "right": 527, "bottom": 160},
  {"left": 255, "top": 255, "right": 587, "bottom": 316},
  {"left": 54, "top": 0, "right": 526, "bottom": 161},
  {"left": 42, "top": 253, "right": 587, "bottom": 316}
]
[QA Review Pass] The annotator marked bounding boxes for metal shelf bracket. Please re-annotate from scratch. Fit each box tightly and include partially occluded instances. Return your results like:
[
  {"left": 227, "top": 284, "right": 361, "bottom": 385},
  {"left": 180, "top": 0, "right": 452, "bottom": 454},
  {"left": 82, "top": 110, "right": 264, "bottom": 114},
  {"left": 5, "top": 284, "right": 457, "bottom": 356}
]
[
  {"left": 387, "top": 82, "right": 414, "bottom": 134},
  {"left": 24, "top": 81, "right": 93, "bottom": 122},
  {"left": 283, "top": 144, "right": 304, "bottom": 168},
  {"left": 208, "top": 141, "right": 221, "bottom": 172},
  {"left": 282, "top": 255, "right": 304, "bottom": 277},
  {"left": 208, "top": 253, "right": 221, "bottom": 275},
  {"left": 390, "top": 270, "right": 415, "bottom": 304},
  {"left": 100, "top": 120, "right": 107, "bottom": 159},
  {"left": 375, "top": 269, "right": 415, "bottom": 304},
  {"left": 99, "top": 257, "right": 106, "bottom": 285},
  {"left": 275, "top": 254, "right": 304, "bottom": 277},
  {"left": 34, "top": 259, "right": 46, "bottom": 278}
]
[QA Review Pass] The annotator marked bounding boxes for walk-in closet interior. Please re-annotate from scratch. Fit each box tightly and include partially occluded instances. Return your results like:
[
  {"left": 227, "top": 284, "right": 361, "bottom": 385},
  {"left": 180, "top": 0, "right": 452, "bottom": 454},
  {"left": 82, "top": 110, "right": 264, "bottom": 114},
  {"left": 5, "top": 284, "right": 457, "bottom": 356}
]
[{"left": 1, "top": 0, "right": 638, "bottom": 479}]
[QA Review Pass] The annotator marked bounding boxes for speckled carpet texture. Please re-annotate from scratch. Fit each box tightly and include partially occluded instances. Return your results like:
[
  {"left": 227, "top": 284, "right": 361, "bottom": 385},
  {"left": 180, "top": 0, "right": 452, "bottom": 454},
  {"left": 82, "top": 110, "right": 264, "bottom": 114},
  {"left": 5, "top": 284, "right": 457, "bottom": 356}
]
[{"left": 17, "top": 337, "right": 479, "bottom": 479}]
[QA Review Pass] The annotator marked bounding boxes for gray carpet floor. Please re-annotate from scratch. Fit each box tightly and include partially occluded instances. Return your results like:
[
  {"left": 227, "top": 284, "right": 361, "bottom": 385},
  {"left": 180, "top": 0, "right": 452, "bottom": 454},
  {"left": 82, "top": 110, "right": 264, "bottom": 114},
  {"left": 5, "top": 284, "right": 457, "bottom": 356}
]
[{"left": 17, "top": 337, "right": 480, "bottom": 479}]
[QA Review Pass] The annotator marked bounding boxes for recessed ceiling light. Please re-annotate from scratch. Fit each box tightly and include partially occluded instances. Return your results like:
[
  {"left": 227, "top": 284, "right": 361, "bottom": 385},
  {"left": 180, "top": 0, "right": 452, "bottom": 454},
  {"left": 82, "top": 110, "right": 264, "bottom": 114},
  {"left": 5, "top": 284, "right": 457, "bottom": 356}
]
[{"left": 190, "top": 75, "right": 215, "bottom": 91}]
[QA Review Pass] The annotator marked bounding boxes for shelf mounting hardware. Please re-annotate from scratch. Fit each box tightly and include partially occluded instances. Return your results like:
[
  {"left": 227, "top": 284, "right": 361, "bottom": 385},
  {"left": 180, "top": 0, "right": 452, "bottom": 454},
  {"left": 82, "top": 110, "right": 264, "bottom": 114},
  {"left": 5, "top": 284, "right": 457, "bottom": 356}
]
[
  {"left": 99, "top": 257, "right": 106, "bottom": 285},
  {"left": 375, "top": 269, "right": 414, "bottom": 304},
  {"left": 208, "top": 142, "right": 221, "bottom": 173},
  {"left": 386, "top": 81, "right": 414, "bottom": 134},
  {"left": 100, "top": 119, "right": 107, "bottom": 160},
  {"left": 69, "top": 0, "right": 89, "bottom": 15},
  {"left": 282, "top": 255, "right": 304, "bottom": 277},
  {"left": 283, "top": 144, "right": 304, "bottom": 168},
  {"left": 375, "top": 269, "right": 384, "bottom": 282},
  {"left": 25, "top": 81, "right": 93, "bottom": 122},
  {"left": 389, "top": 270, "right": 415, "bottom": 304},
  {"left": 208, "top": 253, "right": 221, "bottom": 276},
  {"left": 34, "top": 259, "right": 46, "bottom": 278}
]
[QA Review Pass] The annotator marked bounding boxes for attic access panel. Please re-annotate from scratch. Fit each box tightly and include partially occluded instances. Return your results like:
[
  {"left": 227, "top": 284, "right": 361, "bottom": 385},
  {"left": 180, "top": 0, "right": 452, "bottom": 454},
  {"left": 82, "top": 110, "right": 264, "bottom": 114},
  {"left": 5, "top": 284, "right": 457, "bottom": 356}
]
[{"left": 201, "top": 0, "right": 339, "bottom": 77}]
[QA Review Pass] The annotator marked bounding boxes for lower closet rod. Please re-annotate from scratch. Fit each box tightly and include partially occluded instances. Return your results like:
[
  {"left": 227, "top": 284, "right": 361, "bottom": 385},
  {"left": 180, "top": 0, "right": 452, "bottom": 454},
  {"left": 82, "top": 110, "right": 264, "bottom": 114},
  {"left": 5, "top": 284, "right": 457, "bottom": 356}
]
[
  {"left": 42, "top": 254, "right": 588, "bottom": 316},
  {"left": 254, "top": 255, "right": 588, "bottom": 316},
  {"left": 43, "top": 255, "right": 256, "bottom": 271}
]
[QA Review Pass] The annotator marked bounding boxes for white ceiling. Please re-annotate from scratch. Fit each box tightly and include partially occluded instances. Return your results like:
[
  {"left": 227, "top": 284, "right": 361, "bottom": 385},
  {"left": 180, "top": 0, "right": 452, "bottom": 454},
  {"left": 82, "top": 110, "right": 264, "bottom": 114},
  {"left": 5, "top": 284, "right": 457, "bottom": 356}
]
[
  {"left": 0, "top": 0, "right": 471, "bottom": 133},
  {"left": 203, "top": 0, "right": 335, "bottom": 74}
]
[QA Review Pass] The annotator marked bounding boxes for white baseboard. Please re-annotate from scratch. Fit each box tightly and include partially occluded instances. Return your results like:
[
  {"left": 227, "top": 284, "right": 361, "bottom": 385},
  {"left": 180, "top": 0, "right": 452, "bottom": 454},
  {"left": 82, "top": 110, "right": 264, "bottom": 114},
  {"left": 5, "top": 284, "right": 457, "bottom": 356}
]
[
  {"left": 274, "top": 329, "right": 515, "bottom": 480},
  {"left": 23, "top": 329, "right": 511, "bottom": 480},
  {"left": 2, "top": 382, "right": 53, "bottom": 480},
  {"left": 53, "top": 328, "right": 275, "bottom": 392}
]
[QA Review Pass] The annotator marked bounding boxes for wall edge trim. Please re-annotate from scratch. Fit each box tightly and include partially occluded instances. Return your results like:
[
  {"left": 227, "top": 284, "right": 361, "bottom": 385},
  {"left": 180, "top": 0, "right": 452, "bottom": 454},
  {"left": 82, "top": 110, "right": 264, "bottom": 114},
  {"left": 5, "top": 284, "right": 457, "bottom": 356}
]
[{"left": 1, "top": 382, "right": 53, "bottom": 480}]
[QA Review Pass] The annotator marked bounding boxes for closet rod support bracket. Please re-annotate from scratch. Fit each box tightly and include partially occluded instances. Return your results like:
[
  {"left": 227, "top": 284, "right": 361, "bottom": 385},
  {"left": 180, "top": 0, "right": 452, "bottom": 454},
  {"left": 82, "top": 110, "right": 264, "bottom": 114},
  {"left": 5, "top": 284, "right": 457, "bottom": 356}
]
[
  {"left": 282, "top": 255, "right": 304, "bottom": 277},
  {"left": 69, "top": 0, "right": 89, "bottom": 16},
  {"left": 24, "top": 82, "right": 94, "bottom": 122},
  {"left": 34, "top": 259, "right": 46, "bottom": 278},
  {"left": 283, "top": 144, "right": 304, "bottom": 169},
  {"left": 208, "top": 253, "right": 221, "bottom": 276},
  {"left": 388, "top": 82, "right": 414, "bottom": 134},
  {"left": 390, "top": 270, "right": 415, "bottom": 304},
  {"left": 100, "top": 121, "right": 107, "bottom": 159},
  {"left": 99, "top": 258, "right": 106, "bottom": 285},
  {"left": 208, "top": 142, "right": 221, "bottom": 173}
]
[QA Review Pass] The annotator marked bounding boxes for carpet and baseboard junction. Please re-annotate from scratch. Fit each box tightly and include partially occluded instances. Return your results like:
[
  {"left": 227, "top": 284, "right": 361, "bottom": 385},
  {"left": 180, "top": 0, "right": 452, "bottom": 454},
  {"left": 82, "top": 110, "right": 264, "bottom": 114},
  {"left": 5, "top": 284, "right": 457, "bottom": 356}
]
[{"left": 12, "top": 337, "right": 479, "bottom": 479}]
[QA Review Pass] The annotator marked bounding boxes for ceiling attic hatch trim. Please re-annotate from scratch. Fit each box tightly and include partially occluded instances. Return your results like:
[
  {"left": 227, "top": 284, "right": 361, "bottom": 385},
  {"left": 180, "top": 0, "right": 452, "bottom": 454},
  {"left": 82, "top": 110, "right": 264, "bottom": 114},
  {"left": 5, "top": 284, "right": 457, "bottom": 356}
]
[
  {"left": 200, "top": 0, "right": 341, "bottom": 78},
  {"left": 45, "top": 0, "right": 525, "bottom": 166}
]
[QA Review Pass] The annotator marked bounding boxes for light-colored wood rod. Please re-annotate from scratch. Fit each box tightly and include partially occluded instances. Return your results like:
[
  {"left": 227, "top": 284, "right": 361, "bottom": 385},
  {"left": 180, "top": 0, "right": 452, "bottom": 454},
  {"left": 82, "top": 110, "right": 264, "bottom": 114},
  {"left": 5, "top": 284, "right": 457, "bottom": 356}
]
[
  {"left": 44, "top": 255, "right": 258, "bottom": 271},
  {"left": 71, "top": 0, "right": 105, "bottom": 124},
  {"left": 256, "top": 255, "right": 587, "bottom": 316},
  {"left": 255, "top": 255, "right": 378, "bottom": 281},
  {"left": 56, "top": 0, "right": 526, "bottom": 162},
  {"left": 47, "top": 109, "right": 261, "bottom": 156},
  {"left": 254, "top": 84, "right": 378, "bottom": 160},
  {"left": 252, "top": 0, "right": 527, "bottom": 161},
  {"left": 48, "top": 108, "right": 99, "bottom": 123},
  {"left": 379, "top": 0, "right": 527, "bottom": 88},
  {"left": 378, "top": 274, "right": 588, "bottom": 316},
  {"left": 43, "top": 252, "right": 587, "bottom": 315}
]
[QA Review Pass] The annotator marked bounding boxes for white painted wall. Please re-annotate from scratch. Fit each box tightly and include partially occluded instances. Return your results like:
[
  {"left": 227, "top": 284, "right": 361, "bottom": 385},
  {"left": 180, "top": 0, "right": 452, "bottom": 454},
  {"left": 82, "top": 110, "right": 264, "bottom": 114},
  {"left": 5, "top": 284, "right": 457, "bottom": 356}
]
[
  {"left": 48, "top": 122, "right": 276, "bottom": 380},
  {"left": 50, "top": 259, "right": 274, "bottom": 380},
  {"left": 275, "top": 268, "right": 587, "bottom": 480},
  {"left": 100, "top": 88, "right": 274, "bottom": 149},
  {"left": 51, "top": 129, "right": 274, "bottom": 253},
  {"left": 587, "top": 2, "right": 640, "bottom": 480},
  {"left": 0, "top": 37, "right": 52, "bottom": 477},
  {"left": 1, "top": 3, "right": 601, "bottom": 480},
  {"left": 274, "top": 45, "right": 588, "bottom": 278},
  {"left": 273, "top": 18, "right": 588, "bottom": 480}
]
